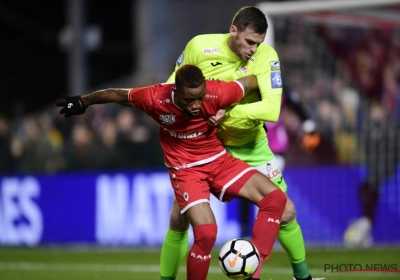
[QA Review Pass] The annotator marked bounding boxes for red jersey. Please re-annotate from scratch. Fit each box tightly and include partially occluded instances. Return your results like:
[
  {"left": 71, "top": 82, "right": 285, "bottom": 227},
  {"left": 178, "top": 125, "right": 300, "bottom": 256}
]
[{"left": 128, "top": 80, "right": 244, "bottom": 169}]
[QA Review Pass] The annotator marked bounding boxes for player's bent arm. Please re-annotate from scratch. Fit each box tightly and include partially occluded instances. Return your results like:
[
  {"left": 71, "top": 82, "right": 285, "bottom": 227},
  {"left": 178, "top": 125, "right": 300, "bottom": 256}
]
[
  {"left": 229, "top": 46, "right": 283, "bottom": 122},
  {"left": 228, "top": 92, "right": 281, "bottom": 122},
  {"left": 81, "top": 88, "right": 133, "bottom": 107},
  {"left": 235, "top": 75, "right": 258, "bottom": 95}
]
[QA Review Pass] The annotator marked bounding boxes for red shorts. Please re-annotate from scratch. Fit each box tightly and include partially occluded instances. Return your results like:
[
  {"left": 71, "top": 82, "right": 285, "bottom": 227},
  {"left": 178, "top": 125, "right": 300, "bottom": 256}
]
[{"left": 168, "top": 152, "right": 258, "bottom": 213}]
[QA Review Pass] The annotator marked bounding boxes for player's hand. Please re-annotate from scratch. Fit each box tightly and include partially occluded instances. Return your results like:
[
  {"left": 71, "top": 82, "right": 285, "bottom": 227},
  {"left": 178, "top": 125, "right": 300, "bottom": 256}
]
[
  {"left": 208, "top": 109, "right": 225, "bottom": 126},
  {"left": 56, "top": 94, "right": 87, "bottom": 118}
]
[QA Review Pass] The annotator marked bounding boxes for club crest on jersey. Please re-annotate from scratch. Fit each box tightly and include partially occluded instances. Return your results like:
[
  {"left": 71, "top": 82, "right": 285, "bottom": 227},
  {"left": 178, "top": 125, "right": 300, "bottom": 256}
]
[
  {"left": 237, "top": 65, "right": 247, "bottom": 74},
  {"left": 159, "top": 114, "right": 176, "bottom": 124},
  {"left": 177, "top": 52, "right": 184, "bottom": 66},
  {"left": 203, "top": 47, "right": 219, "bottom": 54},
  {"left": 270, "top": 61, "right": 280, "bottom": 71}
]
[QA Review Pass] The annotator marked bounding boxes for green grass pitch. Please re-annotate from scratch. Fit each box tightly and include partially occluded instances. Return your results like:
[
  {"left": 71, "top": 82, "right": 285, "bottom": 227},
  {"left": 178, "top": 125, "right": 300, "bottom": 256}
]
[{"left": 0, "top": 246, "right": 399, "bottom": 279}]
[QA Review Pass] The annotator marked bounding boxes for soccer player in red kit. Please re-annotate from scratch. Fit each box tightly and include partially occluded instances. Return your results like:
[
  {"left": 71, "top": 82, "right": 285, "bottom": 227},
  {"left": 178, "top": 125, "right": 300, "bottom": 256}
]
[{"left": 56, "top": 64, "right": 286, "bottom": 280}]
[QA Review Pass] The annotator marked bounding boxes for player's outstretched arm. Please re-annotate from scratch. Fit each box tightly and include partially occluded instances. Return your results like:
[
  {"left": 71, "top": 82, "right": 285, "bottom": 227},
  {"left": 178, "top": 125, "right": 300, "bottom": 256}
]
[{"left": 56, "top": 88, "right": 132, "bottom": 118}]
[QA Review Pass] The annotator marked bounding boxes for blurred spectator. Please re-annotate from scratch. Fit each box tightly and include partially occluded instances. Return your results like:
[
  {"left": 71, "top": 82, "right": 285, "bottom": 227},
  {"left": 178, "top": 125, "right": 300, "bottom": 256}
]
[
  {"left": 332, "top": 79, "right": 363, "bottom": 164},
  {"left": 11, "top": 115, "right": 62, "bottom": 174},
  {"left": 115, "top": 108, "right": 154, "bottom": 168},
  {"left": 344, "top": 100, "right": 400, "bottom": 247},
  {"left": 95, "top": 118, "right": 123, "bottom": 170},
  {"left": 63, "top": 122, "right": 103, "bottom": 171},
  {"left": 0, "top": 116, "right": 14, "bottom": 173},
  {"left": 381, "top": 45, "right": 400, "bottom": 124},
  {"left": 265, "top": 85, "right": 321, "bottom": 171}
]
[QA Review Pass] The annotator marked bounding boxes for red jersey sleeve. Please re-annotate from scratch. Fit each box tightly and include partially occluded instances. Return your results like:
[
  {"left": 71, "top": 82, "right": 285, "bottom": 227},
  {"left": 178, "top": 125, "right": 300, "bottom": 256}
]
[
  {"left": 127, "top": 85, "right": 155, "bottom": 112},
  {"left": 215, "top": 80, "right": 245, "bottom": 108}
]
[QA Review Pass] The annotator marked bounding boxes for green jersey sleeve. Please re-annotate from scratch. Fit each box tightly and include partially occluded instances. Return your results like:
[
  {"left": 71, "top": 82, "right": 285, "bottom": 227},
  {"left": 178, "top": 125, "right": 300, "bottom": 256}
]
[{"left": 228, "top": 46, "right": 282, "bottom": 122}]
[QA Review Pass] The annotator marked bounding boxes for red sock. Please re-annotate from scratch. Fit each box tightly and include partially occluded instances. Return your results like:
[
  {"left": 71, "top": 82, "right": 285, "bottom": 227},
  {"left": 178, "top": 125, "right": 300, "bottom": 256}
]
[
  {"left": 187, "top": 224, "right": 217, "bottom": 280},
  {"left": 251, "top": 189, "right": 287, "bottom": 278}
]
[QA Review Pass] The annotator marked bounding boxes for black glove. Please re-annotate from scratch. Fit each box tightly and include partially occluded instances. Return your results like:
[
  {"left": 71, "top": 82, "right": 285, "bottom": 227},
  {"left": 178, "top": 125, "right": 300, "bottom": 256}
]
[{"left": 56, "top": 94, "right": 87, "bottom": 118}]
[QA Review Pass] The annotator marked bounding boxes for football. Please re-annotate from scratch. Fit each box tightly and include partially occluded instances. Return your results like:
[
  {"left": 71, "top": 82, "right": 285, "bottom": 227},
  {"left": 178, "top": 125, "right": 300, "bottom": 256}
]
[{"left": 218, "top": 238, "right": 260, "bottom": 279}]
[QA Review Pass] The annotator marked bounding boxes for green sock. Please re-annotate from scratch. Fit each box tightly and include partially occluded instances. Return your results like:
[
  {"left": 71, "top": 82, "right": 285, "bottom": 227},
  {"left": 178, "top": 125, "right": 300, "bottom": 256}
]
[
  {"left": 278, "top": 219, "right": 310, "bottom": 279},
  {"left": 160, "top": 228, "right": 189, "bottom": 280}
]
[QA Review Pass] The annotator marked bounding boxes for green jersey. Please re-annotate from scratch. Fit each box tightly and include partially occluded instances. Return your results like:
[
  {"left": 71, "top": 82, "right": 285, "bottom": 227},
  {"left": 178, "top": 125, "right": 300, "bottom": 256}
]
[{"left": 167, "top": 33, "right": 282, "bottom": 147}]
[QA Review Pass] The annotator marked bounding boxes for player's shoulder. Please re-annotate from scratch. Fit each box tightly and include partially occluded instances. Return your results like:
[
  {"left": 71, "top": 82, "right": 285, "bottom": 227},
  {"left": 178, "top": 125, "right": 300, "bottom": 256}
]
[
  {"left": 149, "top": 83, "right": 174, "bottom": 95},
  {"left": 254, "top": 42, "right": 279, "bottom": 58},
  {"left": 205, "top": 79, "right": 237, "bottom": 91},
  {"left": 188, "top": 33, "right": 228, "bottom": 47}
]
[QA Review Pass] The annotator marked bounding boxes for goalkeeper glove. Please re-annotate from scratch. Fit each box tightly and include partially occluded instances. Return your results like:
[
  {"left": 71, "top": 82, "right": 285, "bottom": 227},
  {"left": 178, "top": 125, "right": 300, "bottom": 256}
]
[{"left": 56, "top": 94, "right": 87, "bottom": 118}]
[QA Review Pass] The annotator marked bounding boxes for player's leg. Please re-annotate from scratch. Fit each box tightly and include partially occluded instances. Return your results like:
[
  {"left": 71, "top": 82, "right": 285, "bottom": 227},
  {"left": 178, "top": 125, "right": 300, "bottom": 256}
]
[
  {"left": 257, "top": 156, "right": 316, "bottom": 280},
  {"left": 185, "top": 202, "right": 218, "bottom": 280},
  {"left": 167, "top": 166, "right": 220, "bottom": 280},
  {"left": 278, "top": 195, "right": 311, "bottom": 280},
  {"left": 160, "top": 199, "right": 189, "bottom": 280},
  {"left": 234, "top": 171, "right": 286, "bottom": 279}
]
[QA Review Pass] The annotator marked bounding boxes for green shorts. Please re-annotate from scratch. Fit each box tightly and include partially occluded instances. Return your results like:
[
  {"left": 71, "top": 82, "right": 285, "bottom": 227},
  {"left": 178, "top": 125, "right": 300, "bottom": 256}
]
[{"left": 224, "top": 138, "right": 288, "bottom": 192}]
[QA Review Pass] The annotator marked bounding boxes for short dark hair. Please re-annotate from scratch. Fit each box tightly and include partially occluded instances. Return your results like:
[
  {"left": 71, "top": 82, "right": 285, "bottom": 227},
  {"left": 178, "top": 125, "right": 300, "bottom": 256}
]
[
  {"left": 175, "top": 64, "right": 205, "bottom": 89},
  {"left": 232, "top": 6, "right": 268, "bottom": 34}
]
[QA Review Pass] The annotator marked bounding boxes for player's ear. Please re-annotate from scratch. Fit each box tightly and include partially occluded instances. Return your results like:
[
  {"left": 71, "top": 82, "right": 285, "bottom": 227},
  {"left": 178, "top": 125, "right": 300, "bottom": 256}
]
[{"left": 229, "top": 25, "right": 237, "bottom": 37}]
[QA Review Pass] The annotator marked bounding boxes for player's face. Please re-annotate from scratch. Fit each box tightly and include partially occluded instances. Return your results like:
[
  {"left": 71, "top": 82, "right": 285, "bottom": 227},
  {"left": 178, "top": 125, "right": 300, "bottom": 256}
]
[
  {"left": 229, "top": 26, "right": 266, "bottom": 61},
  {"left": 174, "top": 83, "right": 206, "bottom": 117}
]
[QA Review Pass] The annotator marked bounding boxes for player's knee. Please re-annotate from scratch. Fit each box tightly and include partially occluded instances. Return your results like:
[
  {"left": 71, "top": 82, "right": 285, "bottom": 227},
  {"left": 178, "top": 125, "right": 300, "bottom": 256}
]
[
  {"left": 281, "top": 199, "right": 296, "bottom": 223},
  {"left": 258, "top": 189, "right": 287, "bottom": 212},
  {"left": 193, "top": 224, "right": 218, "bottom": 252},
  {"left": 169, "top": 210, "right": 189, "bottom": 231}
]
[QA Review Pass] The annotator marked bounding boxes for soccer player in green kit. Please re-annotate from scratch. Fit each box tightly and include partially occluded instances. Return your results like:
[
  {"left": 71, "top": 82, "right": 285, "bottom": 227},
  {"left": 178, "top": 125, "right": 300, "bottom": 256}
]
[{"left": 160, "top": 6, "right": 324, "bottom": 280}]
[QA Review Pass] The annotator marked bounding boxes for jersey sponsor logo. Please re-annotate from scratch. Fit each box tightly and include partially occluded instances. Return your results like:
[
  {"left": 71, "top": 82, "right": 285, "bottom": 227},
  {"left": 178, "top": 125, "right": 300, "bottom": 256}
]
[
  {"left": 271, "top": 72, "right": 282, "bottom": 88},
  {"left": 177, "top": 52, "right": 184, "bottom": 66},
  {"left": 236, "top": 65, "right": 247, "bottom": 74},
  {"left": 270, "top": 60, "right": 280, "bottom": 71},
  {"left": 211, "top": 62, "right": 223, "bottom": 66},
  {"left": 203, "top": 47, "right": 219, "bottom": 54},
  {"left": 163, "top": 127, "right": 204, "bottom": 139},
  {"left": 265, "top": 162, "right": 281, "bottom": 180},
  {"left": 159, "top": 114, "right": 176, "bottom": 124}
]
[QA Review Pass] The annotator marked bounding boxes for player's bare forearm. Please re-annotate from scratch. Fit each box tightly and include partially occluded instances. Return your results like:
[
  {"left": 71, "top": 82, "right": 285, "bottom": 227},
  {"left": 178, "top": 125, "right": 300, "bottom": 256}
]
[
  {"left": 236, "top": 75, "right": 258, "bottom": 95},
  {"left": 80, "top": 88, "right": 132, "bottom": 107}
]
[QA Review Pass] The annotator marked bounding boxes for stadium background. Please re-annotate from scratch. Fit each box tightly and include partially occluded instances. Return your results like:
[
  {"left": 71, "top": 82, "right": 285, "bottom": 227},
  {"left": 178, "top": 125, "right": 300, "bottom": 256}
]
[{"left": 0, "top": 0, "right": 399, "bottom": 279}]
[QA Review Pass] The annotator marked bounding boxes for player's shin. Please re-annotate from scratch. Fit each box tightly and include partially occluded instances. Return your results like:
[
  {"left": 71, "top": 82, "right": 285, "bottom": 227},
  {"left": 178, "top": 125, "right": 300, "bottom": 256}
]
[
  {"left": 251, "top": 189, "right": 287, "bottom": 278},
  {"left": 160, "top": 228, "right": 189, "bottom": 279},
  {"left": 278, "top": 219, "right": 310, "bottom": 279},
  {"left": 187, "top": 224, "right": 217, "bottom": 280}
]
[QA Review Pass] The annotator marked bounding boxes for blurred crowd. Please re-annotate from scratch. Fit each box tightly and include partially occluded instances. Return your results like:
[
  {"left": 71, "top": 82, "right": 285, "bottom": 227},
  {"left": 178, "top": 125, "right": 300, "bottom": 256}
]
[
  {"left": 0, "top": 18, "right": 399, "bottom": 175},
  {"left": 275, "top": 17, "right": 400, "bottom": 167},
  {"left": 0, "top": 104, "right": 164, "bottom": 174}
]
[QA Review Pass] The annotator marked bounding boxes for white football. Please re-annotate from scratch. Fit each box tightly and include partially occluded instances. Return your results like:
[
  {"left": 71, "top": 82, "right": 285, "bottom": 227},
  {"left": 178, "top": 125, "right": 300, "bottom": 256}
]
[{"left": 218, "top": 238, "right": 260, "bottom": 279}]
